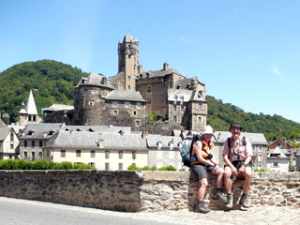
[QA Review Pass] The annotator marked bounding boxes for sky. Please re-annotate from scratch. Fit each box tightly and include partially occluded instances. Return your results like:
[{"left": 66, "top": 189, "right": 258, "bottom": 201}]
[{"left": 1, "top": 0, "right": 300, "bottom": 123}]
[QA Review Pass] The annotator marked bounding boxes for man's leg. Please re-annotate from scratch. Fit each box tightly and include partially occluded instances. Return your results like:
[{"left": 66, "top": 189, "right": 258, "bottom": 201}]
[
  {"left": 212, "top": 167, "right": 227, "bottom": 203},
  {"left": 224, "top": 166, "right": 233, "bottom": 208},
  {"left": 240, "top": 167, "right": 252, "bottom": 208}
]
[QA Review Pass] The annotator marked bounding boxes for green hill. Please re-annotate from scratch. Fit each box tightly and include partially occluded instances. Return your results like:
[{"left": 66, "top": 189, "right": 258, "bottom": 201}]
[
  {"left": 207, "top": 96, "right": 300, "bottom": 141},
  {"left": 0, "top": 60, "right": 88, "bottom": 122},
  {"left": 1, "top": 60, "right": 299, "bottom": 142}
]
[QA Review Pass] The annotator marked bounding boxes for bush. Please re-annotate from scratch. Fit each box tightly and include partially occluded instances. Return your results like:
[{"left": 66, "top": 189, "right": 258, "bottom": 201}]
[
  {"left": 154, "top": 113, "right": 165, "bottom": 121},
  {"left": 127, "top": 165, "right": 140, "bottom": 170},
  {"left": 149, "top": 114, "right": 154, "bottom": 121},
  {"left": 159, "top": 165, "right": 177, "bottom": 171},
  {"left": 31, "top": 159, "right": 49, "bottom": 170}
]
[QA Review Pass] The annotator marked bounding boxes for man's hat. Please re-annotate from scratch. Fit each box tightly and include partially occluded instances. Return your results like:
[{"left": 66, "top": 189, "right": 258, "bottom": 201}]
[{"left": 229, "top": 121, "right": 242, "bottom": 131}]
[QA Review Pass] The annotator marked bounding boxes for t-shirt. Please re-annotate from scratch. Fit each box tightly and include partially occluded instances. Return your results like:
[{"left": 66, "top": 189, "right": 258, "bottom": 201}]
[{"left": 222, "top": 137, "right": 253, "bottom": 161}]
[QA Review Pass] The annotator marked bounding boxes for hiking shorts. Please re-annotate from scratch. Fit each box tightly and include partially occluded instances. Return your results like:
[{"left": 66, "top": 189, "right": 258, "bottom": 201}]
[
  {"left": 191, "top": 163, "right": 215, "bottom": 180},
  {"left": 225, "top": 160, "right": 244, "bottom": 171}
]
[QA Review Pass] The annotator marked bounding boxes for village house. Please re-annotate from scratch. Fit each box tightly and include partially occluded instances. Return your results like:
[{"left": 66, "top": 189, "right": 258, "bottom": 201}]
[
  {"left": 19, "top": 123, "right": 61, "bottom": 160},
  {"left": 0, "top": 127, "right": 19, "bottom": 159},
  {"left": 266, "top": 147, "right": 290, "bottom": 172}
]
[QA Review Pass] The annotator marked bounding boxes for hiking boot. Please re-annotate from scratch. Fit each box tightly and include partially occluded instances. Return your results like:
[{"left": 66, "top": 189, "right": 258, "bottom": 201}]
[
  {"left": 198, "top": 201, "right": 210, "bottom": 213},
  {"left": 215, "top": 189, "right": 227, "bottom": 204},
  {"left": 226, "top": 194, "right": 233, "bottom": 208},
  {"left": 240, "top": 194, "right": 250, "bottom": 208}
]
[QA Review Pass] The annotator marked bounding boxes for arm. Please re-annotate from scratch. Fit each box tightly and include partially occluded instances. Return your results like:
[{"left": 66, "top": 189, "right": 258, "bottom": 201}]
[
  {"left": 194, "top": 141, "right": 214, "bottom": 166},
  {"left": 239, "top": 139, "right": 253, "bottom": 172}
]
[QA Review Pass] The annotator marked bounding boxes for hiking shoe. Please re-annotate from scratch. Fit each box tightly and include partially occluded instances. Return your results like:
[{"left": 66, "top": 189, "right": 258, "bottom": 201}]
[
  {"left": 215, "top": 189, "right": 227, "bottom": 204},
  {"left": 198, "top": 201, "right": 210, "bottom": 213},
  {"left": 226, "top": 194, "right": 233, "bottom": 208},
  {"left": 240, "top": 194, "right": 250, "bottom": 208}
]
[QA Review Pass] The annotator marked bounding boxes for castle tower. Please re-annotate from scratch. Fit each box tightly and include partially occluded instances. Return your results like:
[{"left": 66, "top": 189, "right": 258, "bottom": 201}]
[
  {"left": 18, "top": 90, "right": 40, "bottom": 125},
  {"left": 118, "top": 32, "right": 139, "bottom": 91}
]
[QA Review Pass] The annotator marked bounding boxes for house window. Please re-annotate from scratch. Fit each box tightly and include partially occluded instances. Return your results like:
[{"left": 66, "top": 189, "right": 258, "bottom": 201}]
[
  {"left": 24, "top": 141, "right": 27, "bottom": 147},
  {"left": 147, "top": 86, "right": 151, "bottom": 93},
  {"left": 10, "top": 144, "right": 13, "bottom": 149},
  {"left": 91, "top": 150, "right": 95, "bottom": 158},
  {"left": 273, "top": 162, "right": 278, "bottom": 167},
  {"left": 137, "top": 102, "right": 141, "bottom": 108},
  {"left": 24, "top": 152, "right": 28, "bottom": 159},
  {"left": 258, "top": 146, "right": 262, "bottom": 152},
  {"left": 199, "top": 103, "right": 203, "bottom": 110},
  {"left": 198, "top": 117, "right": 202, "bottom": 122},
  {"left": 258, "top": 164, "right": 262, "bottom": 169},
  {"left": 10, "top": 132, "right": 13, "bottom": 141},
  {"left": 125, "top": 101, "right": 130, "bottom": 108},
  {"left": 32, "top": 152, "right": 35, "bottom": 161},
  {"left": 105, "top": 151, "right": 110, "bottom": 159},
  {"left": 258, "top": 155, "right": 262, "bottom": 162},
  {"left": 173, "top": 116, "right": 177, "bottom": 123},
  {"left": 39, "top": 141, "right": 43, "bottom": 147},
  {"left": 132, "top": 151, "right": 136, "bottom": 160},
  {"left": 119, "top": 163, "right": 123, "bottom": 171},
  {"left": 181, "top": 106, "right": 185, "bottom": 112},
  {"left": 174, "top": 106, "right": 177, "bottom": 112},
  {"left": 119, "top": 151, "right": 123, "bottom": 159},
  {"left": 61, "top": 150, "right": 66, "bottom": 158},
  {"left": 39, "top": 152, "right": 42, "bottom": 159},
  {"left": 76, "top": 150, "right": 81, "bottom": 157},
  {"left": 32, "top": 141, "right": 35, "bottom": 147},
  {"left": 113, "top": 101, "right": 118, "bottom": 107},
  {"left": 105, "top": 163, "right": 109, "bottom": 171}
]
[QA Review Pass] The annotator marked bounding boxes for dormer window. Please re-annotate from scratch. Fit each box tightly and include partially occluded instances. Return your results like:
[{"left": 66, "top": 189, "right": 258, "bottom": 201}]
[
  {"left": 87, "top": 128, "right": 94, "bottom": 132},
  {"left": 157, "top": 141, "right": 162, "bottom": 150},
  {"left": 28, "top": 131, "right": 34, "bottom": 135},
  {"left": 76, "top": 128, "right": 81, "bottom": 131},
  {"left": 48, "top": 131, "right": 55, "bottom": 135}
]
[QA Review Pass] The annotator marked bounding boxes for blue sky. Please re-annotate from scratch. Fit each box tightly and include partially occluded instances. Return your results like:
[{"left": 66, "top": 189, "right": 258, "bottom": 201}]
[{"left": 1, "top": 0, "right": 300, "bottom": 123}]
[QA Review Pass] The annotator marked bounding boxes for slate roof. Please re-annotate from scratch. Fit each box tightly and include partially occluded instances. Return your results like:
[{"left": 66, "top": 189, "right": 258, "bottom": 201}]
[
  {"left": 123, "top": 33, "right": 138, "bottom": 43},
  {"left": 138, "top": 68, "right": 183, "bottom": 79},
  {"left": 46, "top": 130, "right": 148, "bottom": 150},
  {"left": 20, "top": 123, "right": 62, "bottom": 140},
  {"left": 60, "top": 125, "right": 132, "bottom": 134},
  {"left": 76, "top": 73, "right": 116, "bottom": 90},
  {"left": 109, "top": 72, "right": 124, "bottom": 84},
  {"left": 174, "top": 78, "right": 205, "bottom": 89},
  {"left": 146, "top": 135, "right": 182, "bottom": 150},
  {"left": 267, "top": 147, "right": 288, "bottom": 158},
  {"left": 7, "top": 125, "right": 25, "bottom": 134},
  {"left": 212, "top": 131, "right": 268, "bottom": 145},
  {"left": 105, "top": 90, "right": 146, "bottom": 102},
  {"left": 0, "top": 127, "right": 12, "bottom": 141},
  {"left": 26, "top": 90, "right": 38, "bottom": 115},
  {"left": 43, "top": 104, "right": 74, "bottom": 112},
  {"left": 168, "top": 89, "right": 205, "bottom": 103}
]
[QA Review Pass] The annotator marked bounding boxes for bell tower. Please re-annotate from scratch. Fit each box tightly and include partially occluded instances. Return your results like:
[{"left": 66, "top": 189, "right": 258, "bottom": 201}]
[{"left": 118, "top": 33, "right": 139, "bottom": 91}]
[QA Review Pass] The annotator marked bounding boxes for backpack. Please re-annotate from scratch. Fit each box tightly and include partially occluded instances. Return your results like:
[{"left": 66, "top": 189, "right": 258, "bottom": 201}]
[
  {"left": 227, "top": 137, "right": 257, "bottom": 170},
  {"left": 180, "top": 131, "right": 201, "bottom": 167}
]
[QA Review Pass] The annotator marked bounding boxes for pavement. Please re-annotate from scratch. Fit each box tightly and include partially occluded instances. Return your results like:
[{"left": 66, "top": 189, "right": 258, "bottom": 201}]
[{"left": 127, "top": 206, "right": 300, "bottom": 225}]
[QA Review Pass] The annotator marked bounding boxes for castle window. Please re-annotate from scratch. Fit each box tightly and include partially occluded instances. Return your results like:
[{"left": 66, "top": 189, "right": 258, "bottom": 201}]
[
  {"left": 118, "top": 83, "right": 122, "bottom": 90},
  {"left": 128, "top": 76, "right": 131, "bottom": 80},
  {"left": 80, "top": 88, "right": 84, "bottom": 93},
  {"left": 147, "top": 86, "right": 151, "bottom": 93},
  {"left": 84, "top": 118, "right": 88, "bottom": 125},
  {"left": 125, "top": 101, "right": 130, "bottom": 108},
  {"left": 173, "top": 116, "right": 177, "bottom": 123},
  {"left": 133, "top": 111, "right": 136, "bottom": 116},
  {"left": 198, "top": 103, "right": 203, "bottom": 110},
  {"left": 147, "top": 100, "right": 151, "bottom": 104},
  {"left": 137, "top": 102, "right": 141, "bottom": 108},
  {"left": 113, "top": 101, "right": 118, "bottom": 107},
  {"left": 113, "top": 110, "right": 118, "bottom": 115},
  {"left": 128, "top": 85, "right": 131, "bottom": 90},
  {"left": 198, "top": 117, "right": 202, "bottom": 122},
  {"left": 88, "top": 101, "right": 94, "bottom": 106}
]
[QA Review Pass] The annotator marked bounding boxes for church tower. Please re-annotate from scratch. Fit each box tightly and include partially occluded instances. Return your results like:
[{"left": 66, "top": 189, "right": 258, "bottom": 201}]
[
  {"left": 18, "top": 90, "right": 40, "bottom": 125},
  {"left": 118, "top": 33, "right": 139, "bottom": 91}
]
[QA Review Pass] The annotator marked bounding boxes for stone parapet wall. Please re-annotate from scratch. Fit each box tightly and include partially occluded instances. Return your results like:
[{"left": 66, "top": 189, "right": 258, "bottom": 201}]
[{"left": 0, "top": 170, "right": 299, "bottom": 212}]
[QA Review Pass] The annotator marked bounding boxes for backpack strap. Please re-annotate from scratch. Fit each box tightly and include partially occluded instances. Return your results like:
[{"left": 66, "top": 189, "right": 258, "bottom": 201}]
[{"left": 227, "top": 137, "right": 231, "bottom": 159}]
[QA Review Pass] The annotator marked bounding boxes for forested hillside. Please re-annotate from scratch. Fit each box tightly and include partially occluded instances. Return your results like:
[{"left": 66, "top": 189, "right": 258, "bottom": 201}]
[
  {"left": 0, "top": 60, "right": 299, "bottom": 142},
  {"left": 207, "top": 96, "right": 300, "bottom": 141},
  {"left": 0, "top": 60, "right": 88, "bottom": 122}
]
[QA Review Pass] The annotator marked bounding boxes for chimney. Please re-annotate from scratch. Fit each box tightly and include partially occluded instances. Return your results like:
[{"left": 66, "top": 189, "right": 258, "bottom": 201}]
[
  {"left": 163, "top": 62, "right": 169, "bottom": 71},
  {"left": 98, "top": 139, "right": 104, "bottom": 148},
  {"left": 102, "top": 77, "right": 108, "bottom": 85}
]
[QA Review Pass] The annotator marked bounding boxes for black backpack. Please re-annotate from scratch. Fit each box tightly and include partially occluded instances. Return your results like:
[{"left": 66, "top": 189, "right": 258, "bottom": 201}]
[{"left": 180, "top": 132, "right": 201, "bottom": 167}]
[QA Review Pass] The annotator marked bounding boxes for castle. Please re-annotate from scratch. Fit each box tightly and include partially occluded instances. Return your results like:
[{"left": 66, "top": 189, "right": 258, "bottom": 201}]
[{"left": 46, "top": 33, "right": 208, "bottom": 133}]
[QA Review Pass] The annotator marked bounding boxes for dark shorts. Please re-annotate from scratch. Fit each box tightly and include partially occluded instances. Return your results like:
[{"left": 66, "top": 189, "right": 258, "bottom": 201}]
[
  {"left": 191, "top": 163, "right": 215, "bottom": 180},
  {"left": 225, "top": 160, "right": 244, "bottom": 171}
]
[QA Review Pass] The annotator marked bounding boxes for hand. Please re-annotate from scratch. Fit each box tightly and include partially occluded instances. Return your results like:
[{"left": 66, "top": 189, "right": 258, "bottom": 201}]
[
  {"left": 239, "top": 164, "right": 245, "bottom": 174},
  {"left": 231, "top": 167, "right": 238, "bottom": 176},
  {"left": 212, "top": 164, "right": 219, "bottom": 173}
]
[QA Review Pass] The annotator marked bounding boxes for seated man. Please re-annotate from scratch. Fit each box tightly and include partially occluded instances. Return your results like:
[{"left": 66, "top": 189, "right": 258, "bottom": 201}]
[
  {"left": 190, "top": 126, "right": 227, "bottom": 213},
  {"left": 222, "top": 121, "right": 253, "bottom": 208}
]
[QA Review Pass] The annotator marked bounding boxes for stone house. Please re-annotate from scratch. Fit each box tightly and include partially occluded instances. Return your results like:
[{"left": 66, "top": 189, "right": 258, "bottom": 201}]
[
  {"left": 0, "top": 127, "right": 20, "bottom": 159},
  {"left": 146, "top": 135, "right": 182, "bottom": 170},
  {"left": 18, "top": 90, "right": 41, "bottom": 125},
  {"left": 19, "top": 123, "right": 61, "bottom": 160},
  {"left": 44, "top": 130, "right": 148, "bottom": 170},
  {"left": 266, "top": 147, "right": 289, "bottom": 172},
  {"left": 43, "top": 104, "right": 74, "bottom": 124}
]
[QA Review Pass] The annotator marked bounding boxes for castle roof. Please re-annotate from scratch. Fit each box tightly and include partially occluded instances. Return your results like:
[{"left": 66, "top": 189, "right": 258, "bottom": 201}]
[
  {"left": 108, "top": 72, "right": 124, "bottom": 84},
  {"left": 106, "top": 90, "right": 146, "bottom": 102},
  {"left": 139, "top": 68, "right": 183, "bottom": 78},
  {"left": 174, "top": 77, "right": 205, "bottom": 89},
  {"left": 46, "top": 130, "right": 147, "bottom": 150},
  {"left": 123, "top": 32, "right": 138, "bottom": 43},
  {"left": 168, "top": 89, "right": 205, "bottom": 102},
  {"left": 43, "top": 104, "right": 74, "bottom": 112},
  {"left": 26, "top": 90, "right": 38, "bottom": 115},
  {"left": 76, "top": 73, "right": 116, "bottom": 90}
]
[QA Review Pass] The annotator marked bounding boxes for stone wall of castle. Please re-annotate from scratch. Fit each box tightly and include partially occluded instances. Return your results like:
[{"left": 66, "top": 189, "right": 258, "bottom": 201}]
[{"left": 0, "top": 170, "right": 299, "bottom": 212}]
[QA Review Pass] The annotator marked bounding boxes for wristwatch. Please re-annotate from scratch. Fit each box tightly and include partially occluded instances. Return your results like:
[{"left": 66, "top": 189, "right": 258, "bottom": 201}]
[{"left": 243, "top": 163, "right": 249, "bottom": 167}]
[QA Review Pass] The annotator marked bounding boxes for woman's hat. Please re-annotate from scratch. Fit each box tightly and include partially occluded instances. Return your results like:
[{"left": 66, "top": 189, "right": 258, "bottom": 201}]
[{"left": 202, "top": 126, "right": 214, "bottom": 135}]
